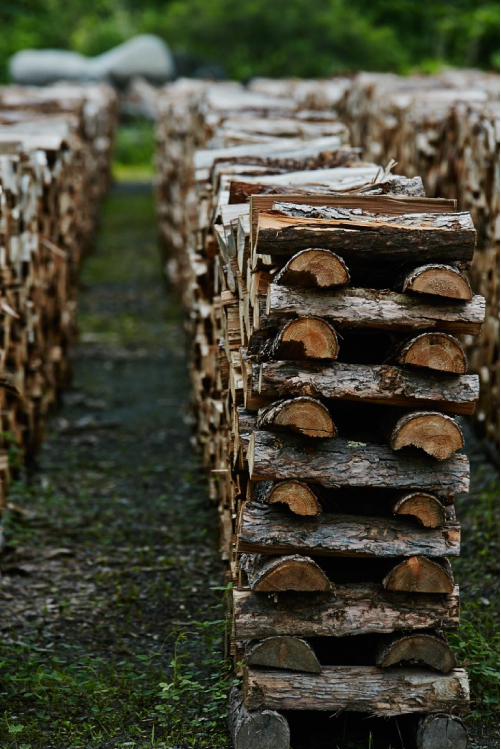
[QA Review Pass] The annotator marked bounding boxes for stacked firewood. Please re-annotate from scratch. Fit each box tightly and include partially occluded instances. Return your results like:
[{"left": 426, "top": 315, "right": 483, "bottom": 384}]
[
  {"left": 155, "top": 80, "right": 481, "bottom": 749},
  {"left": 0, "top": 83, "right": 117, "bottom": 498},
  {"left": 342, "top": 70, "right": 499, "bottom": 444}
]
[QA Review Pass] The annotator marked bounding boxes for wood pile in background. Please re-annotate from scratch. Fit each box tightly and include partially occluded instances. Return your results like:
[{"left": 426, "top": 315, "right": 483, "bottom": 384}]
[
  {"left": 0, "top": 83, "right": 117, "bottom": 505},
  {"left": 154, "top": 79, "right": 481, "bottom": 748}
]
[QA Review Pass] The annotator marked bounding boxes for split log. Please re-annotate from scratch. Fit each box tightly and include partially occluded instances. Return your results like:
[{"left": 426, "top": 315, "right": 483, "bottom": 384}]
[
  {"left": 237, "top": 503, "right": 460, "bottom": 557},
  {"left": 399, "top": 264, "right": 472, "bottom": 300},
  {"left": 383, "top": 557, "right": 455, "bottom": 594},
  {"left": 256, "top": 396, "right": 336, "bottom": 438},
  {"left": 244, "top": 637, "right": 321, "bottom": 673},
  {"left": 239, "top": 553, "right": 331, "bottom": 592},
  {"left": 227, "top": 687, "right": 290, "bottom": 749},
  {"left": 393, "top": 492, "right": 447, "bottom": 528},
  {"left": 254, "top": 480, "right": 322, "bottom": 516},
  {"left": 375, "top": 632, "right": 457, "bottom": 673},
  {"left": 415, "top": 713, "right": 469, "bottom": 749},
  {"left": 393, "top": 333, "right": 468, "bottom": 374},
  {"left": 243, "top": 665, "right": 469, "bottom": 716},
  {"left": 269, "top": 317, "right": 339, "bottom": 360},
  {"left": 273, "top": 248, "right": 350, "bottom": 288},
  {"left": 389, "top": 411, "right": 464, "bottom": 461},
  {"left": 248, "top": 432, "right": 470, "bottom": 498},
  {"left": 233, "top": 584, "right": 460, "bottom": 639},
  {"left": 264, "top": 286, "right": 484, "bottom": 335},
  {"left": 255, "top": 360, "right": 479, "bottom": 415}
]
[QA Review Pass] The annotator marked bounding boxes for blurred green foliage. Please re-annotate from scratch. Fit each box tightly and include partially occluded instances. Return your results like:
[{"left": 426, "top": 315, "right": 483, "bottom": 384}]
[{"left": 0, "top": 0, "right": 499, "bottom": 82}]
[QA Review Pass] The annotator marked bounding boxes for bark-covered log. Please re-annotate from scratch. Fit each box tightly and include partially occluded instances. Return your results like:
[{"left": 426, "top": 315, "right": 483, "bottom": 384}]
[
  {"left": 253, "top": 480, "right": 322, "bottom": 516},
  {"left": 389, "top": 411, "right": 464, "bottom": 461},
  {"left": 393, "top": 492, "right": 447, "bottom": 528},
  {"left": 383, "top": 556, "right": 455, "bottom": 593},
  {"left": 393, "top": 333, "right": 468, "bottom": 374},
  {"left": 274, "top": 248, "right": 350, "bottom": 288},
  {"left": 415, "top": 713, "right": 469, "bottom": 749},
  {"left": 399, "top": 264, "right": 473, "bottom": 300},
  {"left": 269, "top": 317, "right": 339, "bottom": 360},
  {"left": 255, "top": 360, "right": 479, "bottom": 416},
  {"left": 239, "top": 553, "right": 331, "bottom": 592},
  {"left": 253, "top": 210, "right": 476, "bottom": 271},
  {"left": 256, "top": 396, "right": 336, "bottom": 438},
  {"left": 248, "top": 431, "right": 470, "bottom": 498},
  {"left": 233, "top": 584, "right": 460, "bottom": 639},
  {"left": 375, "top": 631, "right": 457, "bottom": 673},
  {"left": 237, "top": 502, "right": 460, "bottom": 557},
  {"left": 244, "top": 636, "right": 322, "bottom": 673},
  {"left": 227, "top": 686, "right": 290, "bottom": 749},
  {"left": 264, "top": 286, "right": 484, "bottom": 335},
  {"left": 243, "top": 665, "right": 469, "bottom": 715}
]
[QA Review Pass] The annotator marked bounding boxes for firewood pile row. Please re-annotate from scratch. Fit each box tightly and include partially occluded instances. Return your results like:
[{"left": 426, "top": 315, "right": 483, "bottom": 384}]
[
  {"left": 155, "top": 79, "right": 482, "bottom": 748},
  {"left": 0, "top": 83, "right": 117, "bottom": 502},
  {"left": 340, "top": 70, "right": 499, "bottom": 444}
]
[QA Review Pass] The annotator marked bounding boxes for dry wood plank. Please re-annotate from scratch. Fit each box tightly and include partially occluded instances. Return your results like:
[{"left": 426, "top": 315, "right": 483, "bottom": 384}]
[
  {"left": 269, "top": 316, "right": 339, "bottom": 360},
  {"left": 237, "top": 502, "right": 460, "bottom": 557},
  {"left": 253, "top": 480, "right": 322, "bottom": 516},
  {"left": 227, "top": 687, "right": 290, "bottom": 749},
  {"left": 375, "top": 632, "right": 457, "bottom": 673},
  {"left": 255, "top": 360, "right": 479, "bottom": 415},
  {"left": 389, "top": 411, "right": 464, "bottom": 461},
  {"left": 399, "top": 264, "right": 473, "bottom": 300},
  {"left": 244, "top": 637, "right": 321, "bottom": 673},
  {"left": 393, "top": 492, "right": 447, "bottom": 528},
  {"left": 233, "top": 584, "right": 460, "bottom": 639},
  {"left": 415, "top": 713, "right": 469, "bottom": 749},
  {"left": 256, "top": 396, "right": 336, "bottom": 438},
  {"left": 393, "top": 332, "right": 468, "bottom": 374},
  {"left": 242, "top": 665, "right": 469, "bottom": 715},
  {"left": 239, "top": 553, "right": 331, "bottom": 592},
  {"left": 264, "top": 286, "right": 485, "bottom": 335},
  {"left": 248, "top": 431, "right": 470, "bottom": 498},
  {"left": 274, "top": 248, "right": 350, "bottom": 288},
  {"left": 383, "top": 556, "right": 455, "bottom": 593}
]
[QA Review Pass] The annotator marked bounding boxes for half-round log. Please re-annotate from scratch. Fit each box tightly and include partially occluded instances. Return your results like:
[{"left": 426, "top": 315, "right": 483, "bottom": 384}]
[
  {"left": 395, "top": 332, "right": 467, "bottom": 374},
  {"left": 383, "top": 556, "right": 454, "bottom": 593},
  {"left": 390, "top": 411, "right": 464, "bottom": 461},
  {"left": 255, "top": 480, "right": 322, "bottom": 516},
  {"left": 245, "top": 636, "right": 321, "bottom": 673},
  {"left": 401, "top": 264, "right": 473, "bottom": 300},
  {"left": 256, "top": 396, "right": 336, "bottom": 438},
  {"left": 239, "top": 553, "right": 331, "bottom": 592},
  {"left": 393, "top": 492, "right": 446, "bottom": 528},
  {"left": 228, "top": 687, "right": 290, "bottom": 749},
  {"left": 271, "top": 317, "right": 339, "bottom": 360},
  {"left": 376, "top": 632, "right": 457, "bottom": 673},
  {"left": 415, "top": 713, "right": 469, "bottom": 749},
  {"left": 274, "top": 248, "right": 350, "bottom": 289}
]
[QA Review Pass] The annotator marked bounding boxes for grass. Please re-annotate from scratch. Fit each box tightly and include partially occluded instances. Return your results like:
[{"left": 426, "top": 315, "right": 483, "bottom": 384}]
[{"left": 111, "top": 118, "right": 155, "bottom": 182}]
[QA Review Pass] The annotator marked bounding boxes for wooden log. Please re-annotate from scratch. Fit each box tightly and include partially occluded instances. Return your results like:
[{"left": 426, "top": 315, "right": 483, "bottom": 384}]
[
  {"left": 227, "top": 686, "right": 290, "bottom": 749},
  {"left": 393, "top": 492, "right": 447, "bottom": 528},
  {"left": 248, "top": 432, "right": 470, "bottom": 498},
  {"left": 383, "top": 557, "right": 455, "bottom": 594},
  {"left": 233, "top": 584, "right": 461, "bottom": 639},
  {"left": 239, "top": 553, "right": 331, "bottom": 592},
  {"left": 253, "top": 210, "right": 476, "bottom": 270},
  {"left": 269, "top": 317, "right": 339, "bottom": 360},
  {"left": 393, "top": 333, "right": 468, "bottom": 374},
  {"left": 255, "top": 360, "right": 479, "bottom": 416},
  {"left": 399, "top": 264, "right": 473, "bottom": 300},
  {"left": 244, "top": 636, "right": 322, "bottom": 673},
  {"left": 375, "top": 632, "right": 457, "bottom": 673},
  {"left": 256, "top": 396, "right": 336, "bottom": 438},
  {"left": 273, "top": 248, "right": 350, "bottom": 288},
  {"left": 237, "top": 503, "right": 460, "bottom": 558},
  {"left": 264, "top": 286, "right": 485, "bottom": 335},
  {"left": 415, "top": 713, "right": 469, "bottom": 749},
  {"left": 389, "top": 411, "right": 464, "bottom": 461},
  {"left": 254, "top": 480, "right": 322, "bottom": 516},
  {"left": 242, "top": 665, "right": 470, "bottom": 716}
]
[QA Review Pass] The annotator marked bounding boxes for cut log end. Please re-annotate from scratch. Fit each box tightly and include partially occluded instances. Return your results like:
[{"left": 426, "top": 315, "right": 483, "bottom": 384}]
[
  {"left": 240, "top": 554, "right": 331, "bottom": 592},
  {"left": 228, "top": 687, "right": 290, "bottom": 749},
  {"left": 267, "top": 480, "right": 322, "bottom": 516},
  {"left": 274, "top": 248, "right": 350, "bottom": 289},
  {"left": 383, "top": 556, "right": 454, "bottom": 593},
  {"left": 257, "top": 396, "right": 336, "bottom": 438},
  {"left": 393, "top": 492, "right": 446, "bottom": 528},
  {"left": 397, "top": 333, "right": 467, "bottom": 374},
  {"left": 272, "top": 317, "right": 339, "bottom": 361},
  {"left": 246, "top": 636, "right": 322, "bottom": 673},
  {"left": 390, "top": 412, "right": 464, "bottom": 461},
  {"left": 415, "top": 713, "right": 469, "bottom": 749},
  {"left": 376, "top": 632, "right": 457, "bottom": 673},
  {"left": 402, "top": 264, "right": 473, "bottom": 300}
]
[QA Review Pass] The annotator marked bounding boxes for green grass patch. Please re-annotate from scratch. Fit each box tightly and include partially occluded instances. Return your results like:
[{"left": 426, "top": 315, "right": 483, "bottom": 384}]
[{"left": 112, "top": 120, "right": 155, "bottom": 183}]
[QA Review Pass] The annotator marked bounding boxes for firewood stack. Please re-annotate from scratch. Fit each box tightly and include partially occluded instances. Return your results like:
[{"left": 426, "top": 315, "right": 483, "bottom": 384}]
[
  {"left": 0, "top": 83, "right": 117, "bottom": 494},
  {"left": 342, "top": 70, "right": 499, "bottom": 444},
  {"left": 155, "top": 79, "right": 483, "bottom": 748}
]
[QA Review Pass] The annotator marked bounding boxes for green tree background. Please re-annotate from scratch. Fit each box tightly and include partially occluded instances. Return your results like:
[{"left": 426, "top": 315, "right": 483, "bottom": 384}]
[{"left": 0, "top": 0, "right": 499, "bottom": 81}]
